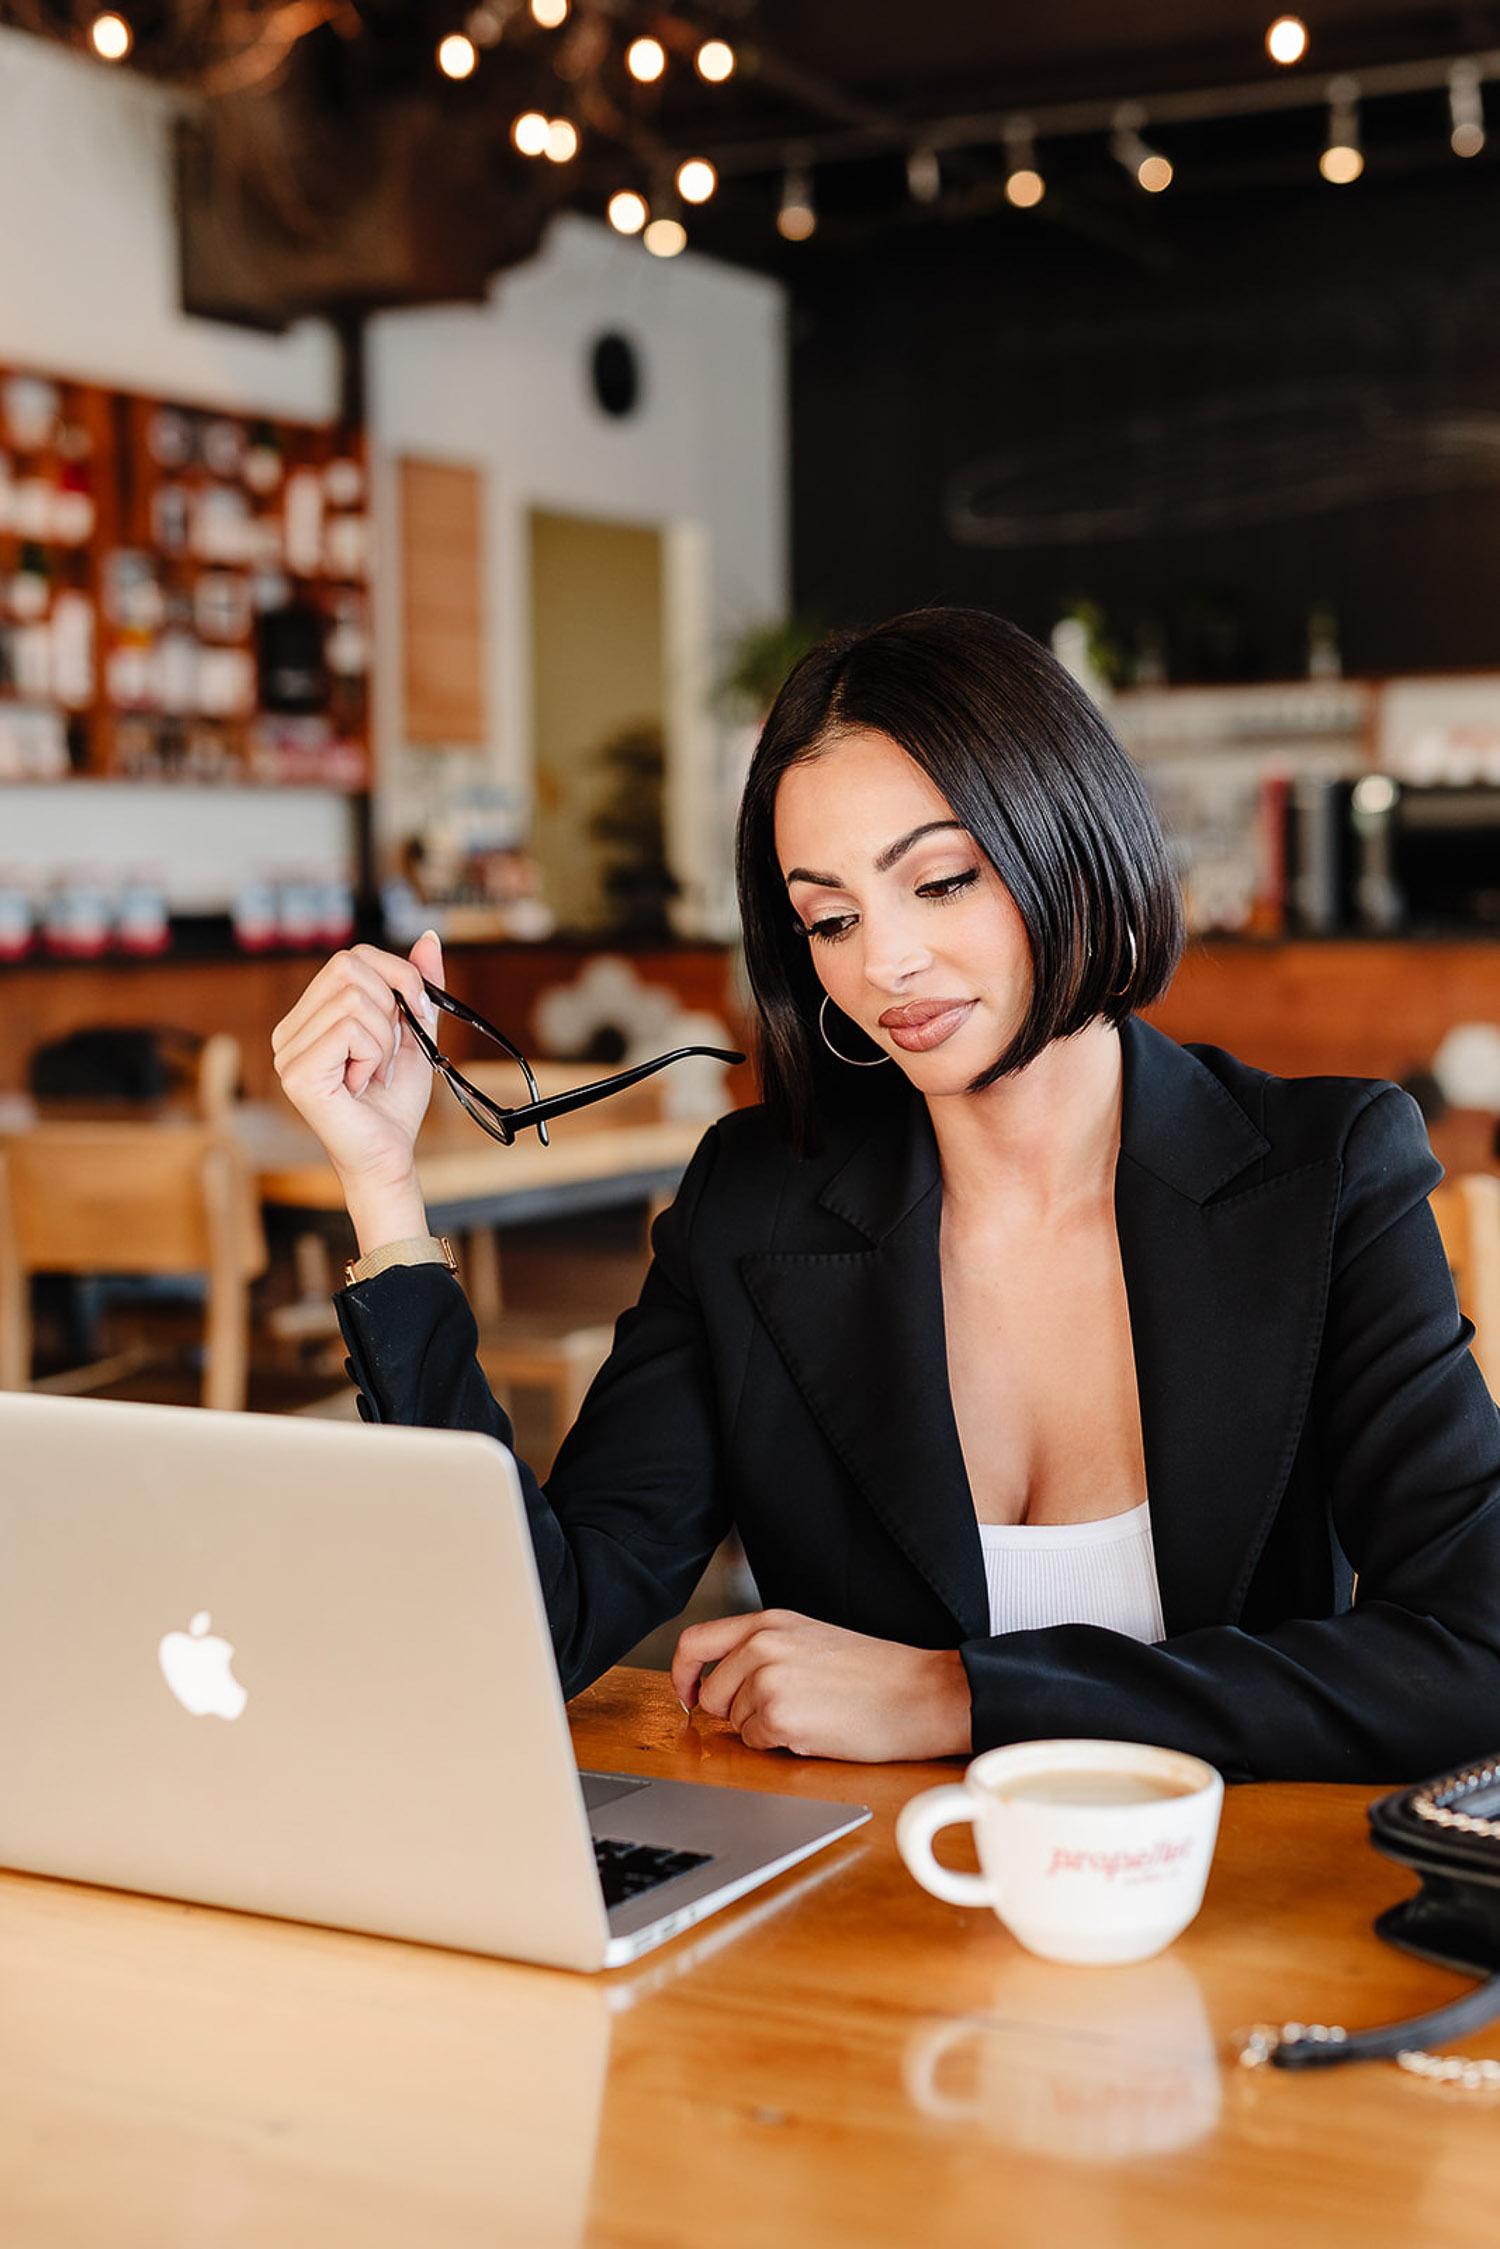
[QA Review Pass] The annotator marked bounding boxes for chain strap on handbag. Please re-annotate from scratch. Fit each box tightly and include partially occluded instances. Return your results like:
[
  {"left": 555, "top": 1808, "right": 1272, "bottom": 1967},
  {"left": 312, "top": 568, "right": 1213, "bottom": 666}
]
[{"left": 1232, "top": 1756, "right": 1500, "bottom": 2090}]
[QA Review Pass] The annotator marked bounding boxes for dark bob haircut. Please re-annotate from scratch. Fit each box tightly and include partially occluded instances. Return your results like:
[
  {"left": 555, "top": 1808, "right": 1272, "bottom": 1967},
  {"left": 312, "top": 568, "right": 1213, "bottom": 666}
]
[{"left": 735, "top": 606, "right": 1184, "bottom": 1148}]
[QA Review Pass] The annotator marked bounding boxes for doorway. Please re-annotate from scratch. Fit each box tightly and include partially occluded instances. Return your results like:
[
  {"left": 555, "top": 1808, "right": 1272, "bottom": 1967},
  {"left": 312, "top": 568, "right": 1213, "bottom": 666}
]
[{"left": 529, "top": 510, "right": 665, "bottom": 935}]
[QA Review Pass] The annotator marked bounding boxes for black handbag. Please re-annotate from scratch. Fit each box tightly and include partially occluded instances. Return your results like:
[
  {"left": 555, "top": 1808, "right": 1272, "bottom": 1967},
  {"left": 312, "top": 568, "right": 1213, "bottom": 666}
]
[{"left": 1236, "top": 1756, "right": 1500, "bottom": 2085}]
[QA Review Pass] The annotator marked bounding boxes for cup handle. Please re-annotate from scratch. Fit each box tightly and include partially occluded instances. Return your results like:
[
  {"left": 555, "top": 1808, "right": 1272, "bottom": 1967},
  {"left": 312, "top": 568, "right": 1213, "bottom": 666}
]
[
  {"left": 903, "top": 2016, "right": 984, "bottom": 2122},
  {"left": 896, "top": 1784, "right": 994, "bottom": 1907}
]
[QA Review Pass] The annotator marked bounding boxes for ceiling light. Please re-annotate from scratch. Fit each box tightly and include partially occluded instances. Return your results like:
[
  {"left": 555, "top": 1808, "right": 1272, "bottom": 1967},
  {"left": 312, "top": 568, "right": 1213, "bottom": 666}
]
[
  {"left": 1265, "top": 16, "right": 1308, "bottom": 67},
  {"left": 608, "top": 190, "right": 648, "bottom": 235},
  {"left": 676, "top": 159, "right": 717, "bottom": 205},
  {"left": 437, "top": 32, "right": 477, "bottom": 80},
  {"left": 1320, "top": 76, "right": 1364, "bottom": 182},
  {"left": 89, "top": 11, "right": 132, "bottom": 61},
  {"left": 627, "top": 37, "right": 666, "bottom": 84},
  {"left": 1002, "top": 118, "right": 1044, "bottom": 208},
  {"left": 544, "top": 118, "right": 579, "bottom": 163},
  {"left": 644, "top": 217, "right": 687, "bottom": 257},
  {"left": 777, "top": 168, "right": 816, "bottom": 242},
  {"left": 1450, "top": 61, "right": 1486, "bottom": 158},
  {"left": 530, "top": 0, "right": 569, "bottom": 26},
  {"left": 696, "top": 39, "right": 735, "bottom": 84},
  {"left": 906, "top": 146, "right": 941, "bottom": 204},
  {"left": 1111, "top": 107, "right": 1173, "bottom": 193},
  {"left": 512, "top": 110, "right": 550, "bottom": 155}
]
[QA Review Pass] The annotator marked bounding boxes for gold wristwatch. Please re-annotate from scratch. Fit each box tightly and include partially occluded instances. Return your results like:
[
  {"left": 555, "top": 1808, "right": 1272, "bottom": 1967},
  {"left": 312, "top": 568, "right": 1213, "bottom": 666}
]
[{"left": 344, "top": 1235, "right": 458, "bottom": 1288}]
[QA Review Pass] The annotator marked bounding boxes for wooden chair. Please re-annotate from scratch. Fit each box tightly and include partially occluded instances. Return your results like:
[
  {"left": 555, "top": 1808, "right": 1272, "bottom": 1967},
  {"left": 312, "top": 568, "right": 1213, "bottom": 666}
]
[
  {"left": 1430, "top": 1174, "right": 1500, "bottom": 1399},
  {"left": 0, "top": 1120, "right": 267, "bottom": 1411}
]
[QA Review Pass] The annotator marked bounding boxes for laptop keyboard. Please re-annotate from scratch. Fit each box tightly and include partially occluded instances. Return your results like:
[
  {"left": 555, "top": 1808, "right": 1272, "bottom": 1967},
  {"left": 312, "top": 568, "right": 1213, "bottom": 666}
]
[{"left": 593, "top": 1835, "right": 713, "bottom": 1909}]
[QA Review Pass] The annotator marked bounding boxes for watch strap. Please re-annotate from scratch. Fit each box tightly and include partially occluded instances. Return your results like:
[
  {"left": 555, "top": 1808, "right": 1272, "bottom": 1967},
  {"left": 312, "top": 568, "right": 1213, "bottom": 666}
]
[{"left": 344, "top": 1235, "right": 458, "bottom": 1288}]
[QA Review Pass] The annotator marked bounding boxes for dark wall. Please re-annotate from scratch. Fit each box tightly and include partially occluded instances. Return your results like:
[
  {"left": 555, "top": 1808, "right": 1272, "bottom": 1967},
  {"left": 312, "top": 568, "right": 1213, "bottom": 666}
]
[{"left": 790, "top": 164, "right": 1500, "bottom": 679}]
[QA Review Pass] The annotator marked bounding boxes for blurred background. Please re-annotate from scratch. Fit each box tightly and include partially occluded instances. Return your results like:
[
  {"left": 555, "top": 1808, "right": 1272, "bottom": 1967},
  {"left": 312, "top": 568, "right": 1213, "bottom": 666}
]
[{"left": 1, "top": 4, "right": 1499, "bottom": 1521}]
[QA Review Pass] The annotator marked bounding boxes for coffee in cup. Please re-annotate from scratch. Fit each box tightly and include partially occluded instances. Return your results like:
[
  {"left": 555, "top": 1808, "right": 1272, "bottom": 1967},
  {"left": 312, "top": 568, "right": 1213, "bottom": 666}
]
[{"left": 896, "top": 1738, "right": 1222, "bottom": 1965}]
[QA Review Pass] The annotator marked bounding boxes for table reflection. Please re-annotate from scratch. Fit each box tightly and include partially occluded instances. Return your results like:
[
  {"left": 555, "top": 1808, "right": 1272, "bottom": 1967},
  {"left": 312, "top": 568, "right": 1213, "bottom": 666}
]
[{"left": 902, "top": 1949, "right": 1220, "bottom": 2161}]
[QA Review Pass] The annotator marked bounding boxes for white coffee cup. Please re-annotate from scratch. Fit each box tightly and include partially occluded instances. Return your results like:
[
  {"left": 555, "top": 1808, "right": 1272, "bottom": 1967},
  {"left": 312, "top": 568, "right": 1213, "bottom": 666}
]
[{"left": 896, "top": 1737, "right": 1223, "bottom": 1965}]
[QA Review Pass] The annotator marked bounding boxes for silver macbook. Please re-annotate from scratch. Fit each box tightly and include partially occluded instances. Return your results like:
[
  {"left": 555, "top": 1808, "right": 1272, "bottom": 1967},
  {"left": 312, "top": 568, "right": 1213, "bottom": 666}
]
[{"left": 0, "top": 1390, "right": 868, "bottom": 1970}]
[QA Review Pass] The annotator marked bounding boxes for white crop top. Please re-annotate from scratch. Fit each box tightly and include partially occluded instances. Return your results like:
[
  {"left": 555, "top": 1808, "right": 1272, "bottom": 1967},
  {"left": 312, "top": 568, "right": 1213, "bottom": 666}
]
[{"left": 978, "top": 1502, "right": 1166, "bottom": 1643}]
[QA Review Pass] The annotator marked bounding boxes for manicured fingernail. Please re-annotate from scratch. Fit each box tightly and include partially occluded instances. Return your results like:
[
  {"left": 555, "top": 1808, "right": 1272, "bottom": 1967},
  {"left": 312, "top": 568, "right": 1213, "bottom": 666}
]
[{"left": 676, "top": 1697, "right": 691, "bottom": 1715}]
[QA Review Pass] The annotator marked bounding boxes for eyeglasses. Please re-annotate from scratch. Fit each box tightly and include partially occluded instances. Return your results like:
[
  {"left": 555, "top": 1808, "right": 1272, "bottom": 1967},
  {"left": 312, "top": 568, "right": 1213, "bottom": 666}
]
[{"left": 393, "top": 978, "right": 744, "bottom": 1147}]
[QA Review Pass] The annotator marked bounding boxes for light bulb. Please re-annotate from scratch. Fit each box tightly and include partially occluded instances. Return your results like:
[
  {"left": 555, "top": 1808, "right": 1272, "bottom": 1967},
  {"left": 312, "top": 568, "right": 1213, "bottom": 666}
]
[
  {"left": 437, "top": 32, "right": 477, "bottom": 79},
  {"left": 608, "top": 190, "right": 648, "bottom": 235},
  {"left": 777, "top": 171, "right": 816, "bottom": 242},
  {"left": 530, "top": 0, "right": 569, "bottom": 26},
  {"left": 1005, "top": 167, "right": 1045, "bottom": 209},
  {"left": 1111, "top": 109, "right": 1172, "bottom": 194},
  {"left": 90, "top": 11, "right": 132, "bottom": 60},
  {"left": 1265, "top": 16, "right": 1308, "bottom": 67},
  {"left": 512, "top": 111, "right": 550, "bottom": 156},
  {"left": 644, "top": 217, "right": 687, "bottom": 258},
  {"left": 1320, "top": 77, "right": 1362, "bottom": 183},
  {"left": 907, "top": 147, "right": 941, "bottom": 204},
  {"left": 696, "top": 39, "right": 735, "bottom": 83},
  {"left": 676, "top": 159, "right": 717, "bottom": 205},
  {"left": 627, "top": 37, "right": 666, "bottom": 83},
  {"left": 1319, "top": 143, "right": 1363, "bottom": 183},
  {"left": 1450, "top": 63, "right": 1486, "bottom": 158},
  {"left": 545, "top": 118, "right": 579, "bottom": 163}
]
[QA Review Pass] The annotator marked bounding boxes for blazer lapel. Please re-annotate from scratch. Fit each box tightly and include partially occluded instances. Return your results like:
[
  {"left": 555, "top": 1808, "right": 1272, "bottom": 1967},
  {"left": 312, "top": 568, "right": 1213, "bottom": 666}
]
[
  {"left": 1116, "top": 1018, "right": 1341, "bottom": 1632},
  {"left": 740, "top": 1107, "right": 990, "bottom": 1640}
]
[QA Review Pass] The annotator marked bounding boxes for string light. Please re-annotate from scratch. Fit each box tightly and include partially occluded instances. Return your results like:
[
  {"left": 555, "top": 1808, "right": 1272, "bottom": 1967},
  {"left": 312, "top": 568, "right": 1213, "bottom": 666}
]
[
  {"left": 1265, "top": 16, "right": 1308, "bottom": 67},
  {"left": 1111, "top": 107, "right": 1173, "bottom": 192},
  {"left": 696, "top": 39, "right": 735, "bottom": 84},
  {"left": 530, "top": 0, "right": 568, "bottom": 26},
  {"left": 644, "top": 217, "right": 687, "bottom": 257},
  {"left": 89, "top": 11, "right": 132, "bottom": 60},
  {"left": 437, "top": 32, "right": 477, "bottom": 79},
  {"left": 627, "top": 36, "right": 665, "bottom": 83},
  {"left": 544, "top": 117, "right": 578, "bottom": 162},
  {"left": 512, "top": 110, "right": 550, "bottom": 155},
  {"left": 676, "top": 158, "right": 717, "bottom": 204},
  {"left": 906, "top": 146, "right": 941, "bottom": 204},
  {"left": 608, "top": 189, "right": 648, "bottom": 234},
  {"left": 1002, "top": 118, "right": 1044, "bottom": 208},
  {"left": 777, "top": 167, "right": 816, "bottom": 241},
  {"left": 1450, "top": 61, "right": 1486, "bottom": 157},
  {"left": 1320, "top": 76, "right": 1364, "bottom": 181}
]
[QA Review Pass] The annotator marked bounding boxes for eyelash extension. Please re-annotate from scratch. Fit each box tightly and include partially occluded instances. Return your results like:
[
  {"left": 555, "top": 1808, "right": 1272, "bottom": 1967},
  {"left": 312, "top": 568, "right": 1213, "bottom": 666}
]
[
  {"left": 916, "top": 867, "right": 980, "bottom": 902},
  {"left": 798, "top": 867, "right": 981, "bottom": 944}
]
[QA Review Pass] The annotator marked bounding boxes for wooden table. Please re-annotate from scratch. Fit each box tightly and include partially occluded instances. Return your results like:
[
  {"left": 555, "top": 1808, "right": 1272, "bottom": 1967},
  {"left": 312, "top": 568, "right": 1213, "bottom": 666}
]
[
  {"left": 243, "top": 1102, "right": 710, "bottom": 1237},
  {"left": 2, "top": 1668, "right": 1495, "bottom": 2247}
]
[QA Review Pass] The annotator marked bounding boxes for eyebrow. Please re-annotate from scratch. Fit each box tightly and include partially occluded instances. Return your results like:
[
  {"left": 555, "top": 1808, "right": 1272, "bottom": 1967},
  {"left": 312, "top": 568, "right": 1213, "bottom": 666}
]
[{"left": 784, "top": 820, "right": 969, "bottom": 890}]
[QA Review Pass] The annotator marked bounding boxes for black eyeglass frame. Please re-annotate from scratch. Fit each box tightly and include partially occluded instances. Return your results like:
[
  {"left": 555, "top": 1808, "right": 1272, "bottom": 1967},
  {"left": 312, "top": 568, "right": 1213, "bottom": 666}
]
[{"left": 394, "top": 979, "right": 745, "bottom": 1147}]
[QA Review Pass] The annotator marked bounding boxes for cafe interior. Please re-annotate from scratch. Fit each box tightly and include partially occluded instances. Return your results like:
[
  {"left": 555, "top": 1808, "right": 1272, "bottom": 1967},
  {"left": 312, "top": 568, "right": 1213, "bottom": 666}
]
[{"left": 2, "top": 2, "right": 1500, "bottom": 2240}]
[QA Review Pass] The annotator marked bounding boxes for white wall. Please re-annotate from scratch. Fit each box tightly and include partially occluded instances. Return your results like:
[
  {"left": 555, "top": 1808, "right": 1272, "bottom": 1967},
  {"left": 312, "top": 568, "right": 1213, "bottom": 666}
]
[{"left": 368, "top": 215, "right": 788, "bottom": 935}]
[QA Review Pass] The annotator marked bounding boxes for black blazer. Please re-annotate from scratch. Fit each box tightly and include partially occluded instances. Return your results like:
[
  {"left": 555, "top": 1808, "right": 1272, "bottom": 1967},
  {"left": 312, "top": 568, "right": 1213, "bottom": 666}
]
[{"left": 339, "top": 1016, "right": 1500, "bottom": 1782}]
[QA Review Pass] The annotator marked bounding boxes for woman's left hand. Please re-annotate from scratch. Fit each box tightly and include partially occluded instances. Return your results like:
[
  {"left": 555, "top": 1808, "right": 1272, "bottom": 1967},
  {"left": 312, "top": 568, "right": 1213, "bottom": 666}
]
[{"left": 670, "top": 1609, "right": 972, "bottom": 1762}]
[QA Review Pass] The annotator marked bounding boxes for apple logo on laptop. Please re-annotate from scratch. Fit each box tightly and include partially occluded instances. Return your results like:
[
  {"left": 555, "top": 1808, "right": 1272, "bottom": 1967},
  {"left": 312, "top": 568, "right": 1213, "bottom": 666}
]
[{"left": 157, "top": 1611, "right": 248, "bottom": 1720}]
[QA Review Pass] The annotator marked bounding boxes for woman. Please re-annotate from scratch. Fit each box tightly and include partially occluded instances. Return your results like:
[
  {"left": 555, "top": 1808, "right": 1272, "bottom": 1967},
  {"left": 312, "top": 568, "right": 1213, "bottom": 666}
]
[{"left": 273, "top": 608, "right": 1500, "bottom": 1779}]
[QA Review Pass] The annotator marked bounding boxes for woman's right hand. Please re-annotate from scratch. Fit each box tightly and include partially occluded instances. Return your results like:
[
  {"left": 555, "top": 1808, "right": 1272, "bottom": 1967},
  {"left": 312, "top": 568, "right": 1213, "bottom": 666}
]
[{"left": 271, "top": 932, "right": 443, "bottom": 1252}]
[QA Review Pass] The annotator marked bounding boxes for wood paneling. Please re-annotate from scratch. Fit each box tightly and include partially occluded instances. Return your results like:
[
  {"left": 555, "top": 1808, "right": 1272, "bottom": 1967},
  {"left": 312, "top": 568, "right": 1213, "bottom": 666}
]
[
  {"left": 399, "top": 458, "right": 486, "bottom": 746},
  {"left": 1145, "top": 939, "right": 1500, "bottom": 1082}
]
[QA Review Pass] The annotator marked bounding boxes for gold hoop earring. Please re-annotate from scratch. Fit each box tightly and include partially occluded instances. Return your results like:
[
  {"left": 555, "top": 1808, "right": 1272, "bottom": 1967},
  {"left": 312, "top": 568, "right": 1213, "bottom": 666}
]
[{"left": 819, "top": 994, "right": 890, "bottom": 1068}]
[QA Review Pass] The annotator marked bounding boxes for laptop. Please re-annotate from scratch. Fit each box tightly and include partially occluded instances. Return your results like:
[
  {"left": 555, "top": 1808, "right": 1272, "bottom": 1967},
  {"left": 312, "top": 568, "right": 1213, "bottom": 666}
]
[{"left": 0, "top": 1390, "right": 868, "bottom": 1970}]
